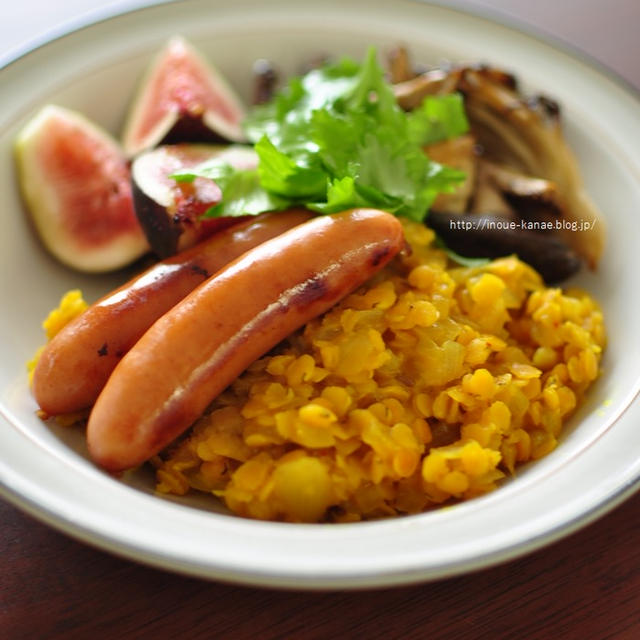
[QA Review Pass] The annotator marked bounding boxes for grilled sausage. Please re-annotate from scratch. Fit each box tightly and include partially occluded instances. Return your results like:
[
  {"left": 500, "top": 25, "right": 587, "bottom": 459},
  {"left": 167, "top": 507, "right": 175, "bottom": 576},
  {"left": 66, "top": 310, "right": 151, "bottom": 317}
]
[
  {"left": 87, "top": 208, "right": 405, "bottom": 471},
  {"left": 32, "top": 209, "right": 311, "bottom": 415}
]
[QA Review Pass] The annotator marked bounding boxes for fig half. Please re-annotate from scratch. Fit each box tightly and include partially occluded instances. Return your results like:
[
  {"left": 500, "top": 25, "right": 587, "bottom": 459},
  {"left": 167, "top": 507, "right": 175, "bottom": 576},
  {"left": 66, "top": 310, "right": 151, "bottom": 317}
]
[
  {"left": 131, "top": 144, "right": 258, "bottom": 256},
  {"left": 121, "top": 37, "right": 248, "bottom": 157},
  {"left": 15, "top": 105, "right": 149, "bottom": 273}
]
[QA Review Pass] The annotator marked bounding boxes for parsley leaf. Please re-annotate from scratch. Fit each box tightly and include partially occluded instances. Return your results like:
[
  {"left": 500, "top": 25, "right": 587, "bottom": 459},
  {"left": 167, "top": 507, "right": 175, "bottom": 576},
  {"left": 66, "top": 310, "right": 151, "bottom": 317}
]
[
  {"left": 435, "top": 237, "right": 491, "bottom": 268},
  {"left": 407, "top": 93, "right": 469, "bottom": 146},
  {"left": 172, "top": 47, "right": 469, "bottom": 221},
  {"left": 171, "top": 160, "right": 288, "bottom": 217},
  {"left": 254, "top": 136, "right": 326, "bottom": 199}
]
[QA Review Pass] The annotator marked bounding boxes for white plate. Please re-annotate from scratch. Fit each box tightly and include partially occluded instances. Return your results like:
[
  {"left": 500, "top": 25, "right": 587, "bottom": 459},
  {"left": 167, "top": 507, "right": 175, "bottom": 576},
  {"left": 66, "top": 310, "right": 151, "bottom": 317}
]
[{"left": 1, "top": 0, "right": 640, "bottom": 589}]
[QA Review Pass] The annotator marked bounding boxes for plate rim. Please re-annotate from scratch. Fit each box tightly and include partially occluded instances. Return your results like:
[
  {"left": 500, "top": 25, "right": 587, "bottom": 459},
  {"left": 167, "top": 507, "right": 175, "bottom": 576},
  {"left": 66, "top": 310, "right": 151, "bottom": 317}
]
[{"left": 2, "top": 0, "right": 638, "bottom": 100}]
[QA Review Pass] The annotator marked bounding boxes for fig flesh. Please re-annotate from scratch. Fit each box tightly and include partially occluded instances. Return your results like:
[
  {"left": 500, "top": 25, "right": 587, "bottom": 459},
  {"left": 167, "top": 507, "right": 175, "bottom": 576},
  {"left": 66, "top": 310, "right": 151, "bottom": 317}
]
[
  {"left": 15, "top": 105, "right": 149, "bottom": 273},
  {"left": 131, "top": 144, "right": 258, "bottom": 256},
  {"left": 121, "top": 37, "right": 248, "bottom": 157}
]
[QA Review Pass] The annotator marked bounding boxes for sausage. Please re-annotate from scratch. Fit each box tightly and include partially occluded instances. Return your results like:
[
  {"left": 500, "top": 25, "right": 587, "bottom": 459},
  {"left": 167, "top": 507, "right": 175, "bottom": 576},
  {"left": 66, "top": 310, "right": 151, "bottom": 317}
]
[
  {"left": 87, "top": 208, "right": 405, "bottom": 472},
  {"left": 32, "top": 209, "right": 312, "bottom": 415}
]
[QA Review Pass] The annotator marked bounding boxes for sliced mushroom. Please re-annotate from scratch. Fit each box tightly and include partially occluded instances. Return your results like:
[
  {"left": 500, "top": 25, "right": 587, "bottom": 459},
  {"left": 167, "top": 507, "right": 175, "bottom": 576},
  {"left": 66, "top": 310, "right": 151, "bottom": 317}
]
[
  {"left": 394, "top": 64, "right": 606, "bottom": 268},
  {"left": 393, "top": 69, "right": 462, "bottom": 110},
  {"left": 393, "top": 64, "right": 516, "bottom": 110},
  {"left": 481, "top": 161, "right": 559, "bottom": 204},
  {"left": 472, "top": 160, "right": 562, "bottom": 225},
  {"left": 426, "top": 134, "right": 477, "bottom": 213},
  {"left": 388, "top": 46, "right": 417, "bottom": 84},
  {"left": 427, "top": 211, "right": 582, "bottom": 284},
  {"left": 469, "top": 162, "right": 515, "bottom": 218},
  {"left": 252, "top": 59, "right": 279, "bottom": 105}
]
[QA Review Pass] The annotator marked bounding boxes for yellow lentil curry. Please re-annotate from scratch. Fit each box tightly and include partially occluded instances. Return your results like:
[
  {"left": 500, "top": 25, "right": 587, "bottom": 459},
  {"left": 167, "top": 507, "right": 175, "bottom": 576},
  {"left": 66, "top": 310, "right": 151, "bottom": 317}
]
[
  {"left": 33, "top": 221, "right": 604, "bottom": 523},
  {"left": 149, "top": 221, "right": 604, "bottom": 522}
]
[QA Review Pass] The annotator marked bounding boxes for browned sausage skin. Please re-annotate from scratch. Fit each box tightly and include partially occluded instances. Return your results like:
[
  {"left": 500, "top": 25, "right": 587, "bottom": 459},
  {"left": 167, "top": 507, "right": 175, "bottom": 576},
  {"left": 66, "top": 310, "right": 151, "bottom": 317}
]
[
  {"left": 32, "top": 209, "right": 312, "bottom": 415},
  {"left": 87, "top": 208, "right": 405, "bottom": 472}
]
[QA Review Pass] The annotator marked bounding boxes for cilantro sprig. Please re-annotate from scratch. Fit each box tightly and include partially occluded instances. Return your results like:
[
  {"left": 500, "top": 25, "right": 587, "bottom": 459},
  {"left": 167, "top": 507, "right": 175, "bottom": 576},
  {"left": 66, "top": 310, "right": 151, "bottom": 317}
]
[{"left": 171, "top": 47, "right": 469, "bottom": 221}]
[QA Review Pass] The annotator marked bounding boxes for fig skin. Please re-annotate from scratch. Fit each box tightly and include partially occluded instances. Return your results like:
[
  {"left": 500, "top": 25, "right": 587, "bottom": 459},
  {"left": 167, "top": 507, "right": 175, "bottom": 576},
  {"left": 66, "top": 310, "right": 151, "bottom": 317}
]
[
  {"left": 121, "top": 36, "right": 248, "bottom": 158},
  {"left": 14, "top": 105, "right": 149, "bottom": 273},
  {"left": 131, "top": 144, "right": 257, "bottom": 257}
]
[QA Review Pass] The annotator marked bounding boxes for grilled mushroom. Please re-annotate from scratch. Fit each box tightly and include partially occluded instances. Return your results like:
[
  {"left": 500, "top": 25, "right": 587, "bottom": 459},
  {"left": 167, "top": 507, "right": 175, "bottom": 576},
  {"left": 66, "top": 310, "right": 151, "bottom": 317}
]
[
  {"left": 252, "top": 59, "right": 279, "bottom": 105},
  {"left": 470, "top": 160, "right": 562, "bottom": 226},
  {"left": 469, "top": 162, "right": 515, "bottom": 218},
  {"left": 394, "top": 64, "right": 606, "bottom": 267},
  {"left": 394, "top": 68, "right": 460, "bottom": 110},
  {"left": 426, "top": 134, "right": 477, "bottom": 213},
  {"left": 427, "top": 211, "right": 582, "bottom": 284},
  {"left": 388, "top": 46, "right": 417, "bottom": 84}
]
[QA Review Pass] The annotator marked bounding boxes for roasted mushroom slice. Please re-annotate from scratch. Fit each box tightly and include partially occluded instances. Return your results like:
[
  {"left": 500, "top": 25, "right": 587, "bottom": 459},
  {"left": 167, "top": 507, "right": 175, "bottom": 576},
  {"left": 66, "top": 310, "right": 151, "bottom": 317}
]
[
  {"left": 394, "top": 64, "right": 606, "bottom": 268},
  {"left": 471, "top": 160, "right": 562, "bottom": 225},
  {"left": 394, "top": 68, "right": 461, "bottom": 110},
  {"left": 252, "top": 59, "right": 279, "bottom": 105},
  {"left": 426, "top": 134, "right": 477, "bottom": 213},
  {"left": 388, "top": 46, "right": 417, "bottom": 84},
  {"left": 427, "top": 211, "right": 582, "bottom": 284},
  {"left": 393, "top": 64, "right": 516, "bottom": 110},
  {"left": 469, "top": 163, "right": 514, "bottom": 218},
  {"left": 481, "top": 161, "right": 559, "bottom": 206},
  {"left": 461, "top": 69, "right": 604, "bottom": 267}
]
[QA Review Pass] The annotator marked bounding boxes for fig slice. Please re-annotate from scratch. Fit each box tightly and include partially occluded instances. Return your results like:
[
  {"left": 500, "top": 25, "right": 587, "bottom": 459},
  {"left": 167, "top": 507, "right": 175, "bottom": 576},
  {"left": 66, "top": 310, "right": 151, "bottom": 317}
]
[
  {"left": 15, "top": 105, "right": 149, "bottom": 273},
  {"left": 121, "top": 36, "right": 248, "bottom": 157},
  {"left": 131, "top": 143, "right": 258, "bottom": 256}
]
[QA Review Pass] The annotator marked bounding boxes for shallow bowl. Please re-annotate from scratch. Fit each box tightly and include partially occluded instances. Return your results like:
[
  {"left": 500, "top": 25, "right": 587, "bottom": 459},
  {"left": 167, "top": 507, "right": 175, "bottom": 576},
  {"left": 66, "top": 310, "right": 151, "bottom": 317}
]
[{"left": 1, "top": 0, "right": 640, "bottom": 588}]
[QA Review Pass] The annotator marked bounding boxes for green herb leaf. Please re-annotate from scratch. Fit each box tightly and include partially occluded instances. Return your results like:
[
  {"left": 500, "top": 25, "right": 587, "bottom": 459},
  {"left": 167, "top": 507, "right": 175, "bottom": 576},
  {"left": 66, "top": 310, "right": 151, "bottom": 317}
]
[
  {"left": 407, "top": 93, "right": 469, "bottom": 146},
  {"left": 435, "top": 237, "right": 491, "bottom": 268},
  {"left": 172, "top": 161, "right": 289, "bottom": 218},
  {"left": 174, "top": 47, "right": 470, "bottom": 222},
  {"left": 254, "top": 136, "right": 326, "bottom": 199},
  {"left": 308, "top": 176, "right": 402, "bottom": 215}
]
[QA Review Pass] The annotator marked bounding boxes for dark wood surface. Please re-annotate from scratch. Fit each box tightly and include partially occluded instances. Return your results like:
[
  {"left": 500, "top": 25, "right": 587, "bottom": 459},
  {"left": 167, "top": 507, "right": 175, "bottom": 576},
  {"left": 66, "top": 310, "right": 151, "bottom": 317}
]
[{"left": 2, "top": 489, "right": 639, "bottom": 639}]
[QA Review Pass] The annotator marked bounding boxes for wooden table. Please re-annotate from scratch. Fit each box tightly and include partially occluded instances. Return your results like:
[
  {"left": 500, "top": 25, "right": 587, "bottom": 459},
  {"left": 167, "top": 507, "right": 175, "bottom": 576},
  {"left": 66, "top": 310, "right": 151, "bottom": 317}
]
[
  {"left": 3, "top": 1, "right": 640, "bottom": 638},
  {"left": 3, "top": 491, "right": 639, "bottom": 638}
]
